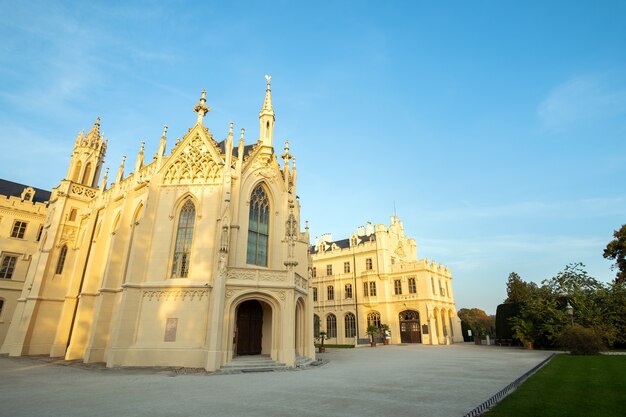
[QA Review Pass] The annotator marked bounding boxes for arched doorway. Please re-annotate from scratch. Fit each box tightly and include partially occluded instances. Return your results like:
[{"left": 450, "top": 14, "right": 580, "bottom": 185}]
[
  {"left": 236, "top": 300, "right": 263, "bottom": 355},
  {"left": 399, "top": 310, "right": 422, "bottom": 343}
]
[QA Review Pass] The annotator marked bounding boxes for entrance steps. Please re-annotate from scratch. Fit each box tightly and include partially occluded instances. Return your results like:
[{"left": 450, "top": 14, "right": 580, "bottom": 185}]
[{"left": 220, "top": 355, "right": 289, "bottom": 373}]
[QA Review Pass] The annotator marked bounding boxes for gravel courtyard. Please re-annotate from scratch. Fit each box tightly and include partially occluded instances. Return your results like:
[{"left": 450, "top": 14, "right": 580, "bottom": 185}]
[{"left": 0, "top": 343, "right": 553, "bottom": 417}]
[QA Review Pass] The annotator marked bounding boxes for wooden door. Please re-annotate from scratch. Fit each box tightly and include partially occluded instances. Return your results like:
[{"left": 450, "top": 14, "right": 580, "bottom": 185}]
[
  {"left": 236, "top": 300, "right": 263, "bottom": 355},
  {"left": 399, "top": 310, "right": 422, "bottom": 343}
]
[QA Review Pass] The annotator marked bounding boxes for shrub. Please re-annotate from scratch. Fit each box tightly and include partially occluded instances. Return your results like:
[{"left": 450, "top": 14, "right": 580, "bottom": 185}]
[{"left": 557, "top": 324, "right": 605, "bottom": 355}]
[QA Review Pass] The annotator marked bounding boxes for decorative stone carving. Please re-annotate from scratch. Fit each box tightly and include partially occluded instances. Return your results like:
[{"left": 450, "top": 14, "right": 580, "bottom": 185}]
[
  {"left": 272, "top": 290, "right": 286, "bottom": 301},
  {"left": 142, "top": 289, "right": 208, "bottom": 302},
  {"left": 69, "top": 184, "right": 97, "bottom": 199},
  {"left": 163, "top": 134, "right": 222, "bottom": 185},
  {"left": 58, "top": 225, "right": 78, "bottom": 246},
  {"left": 259, "top": 271, "right": 285, "bottom": 282}
]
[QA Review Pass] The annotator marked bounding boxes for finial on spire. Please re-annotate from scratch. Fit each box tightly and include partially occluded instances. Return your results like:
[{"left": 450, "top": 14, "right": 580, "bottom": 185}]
[
  {"left": 194, "top": 89, "right": 210, "bottom": 125},
  {"left": 280, "top": 139, "right": 294, "bottom": 162},
  {"left": 162, "top": 125, "right": 168, "bottom": 137},
  {"left": 229, "top": 122, "right": 234, "bottom": 135},
  {"left": 95, "top": 116, "right": 101, "bottom": 126},
  {"left": 260, "top": 75, "right": 274, "bottom": 116}
]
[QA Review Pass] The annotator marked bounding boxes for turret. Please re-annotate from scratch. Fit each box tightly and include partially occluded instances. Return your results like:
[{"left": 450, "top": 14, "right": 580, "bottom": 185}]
[
  {"left": 259, "top": 75, "right": 275, "bottom": 147},
  {"left": 66, "top": 117, "right": 107, "bottom": 188}
]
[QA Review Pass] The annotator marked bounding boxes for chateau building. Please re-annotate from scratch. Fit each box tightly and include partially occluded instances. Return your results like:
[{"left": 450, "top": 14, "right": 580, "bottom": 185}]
[
  {"left": 311, "top": 216, "right": 463, "bottom": 345},
  {"left": 0, "top": 180, "right": 50, "bottom": 345},
  {"left": 0, "top": 78, "right": 315, "bottom": 370}
]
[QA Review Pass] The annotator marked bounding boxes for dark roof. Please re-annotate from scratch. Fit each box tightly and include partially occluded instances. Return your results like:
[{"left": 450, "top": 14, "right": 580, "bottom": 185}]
[
  {"left": 310, "top": 234, "right": 376, "bottom": 254},
  {"left": 217, "top": 139, "right": 256, "bottom": 159},
  {"left": 0, "top": 179, "right": 51, "bottom": 204}
]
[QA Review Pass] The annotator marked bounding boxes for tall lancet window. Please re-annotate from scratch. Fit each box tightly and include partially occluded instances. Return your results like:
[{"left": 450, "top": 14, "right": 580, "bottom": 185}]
[
  {"left": 171, "top": 199, "right": 195, "bottom": 278},
  {"left": 247, "top": 185, "right": 270, "bottom": 266}
]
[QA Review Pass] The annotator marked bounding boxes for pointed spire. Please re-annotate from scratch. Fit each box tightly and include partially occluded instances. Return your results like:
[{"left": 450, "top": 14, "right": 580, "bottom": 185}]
[
  {"left": 194, "top": 89, "right": 210, "bottom": 125},
  {"left": 135, "top": 141, "right": 145, "bottom": 173},
  {"left": 75, "top": 128, "right": 85, "bottom": 146},
  {"left": 236, "top": 127, "right": 246, "bottom": 171},
  {"left": 259, "top": 75, "right": 275, "bottom": 146},
  {"left": 116, "top": 155, "right": 126, "bottom": 184},
  {"left": 260, "top": 75, "right": 274, "bottom": 116},
  {"left": 225, "top": 122, "right": 234, "bottom": 169},
  {"left": 157, "top": 125, "right": 168, "bottom": 165},
  {"left": 100, "top": 167, "right": 109, "bottom": 192},
  {"left": 84, "top": 117, "right": 101, "bottom": 146}
]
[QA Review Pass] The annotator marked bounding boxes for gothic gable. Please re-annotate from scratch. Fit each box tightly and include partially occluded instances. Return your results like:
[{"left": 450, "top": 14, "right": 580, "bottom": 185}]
[{"left": 161, "top": 128, "right": 224, "bottom": 185}]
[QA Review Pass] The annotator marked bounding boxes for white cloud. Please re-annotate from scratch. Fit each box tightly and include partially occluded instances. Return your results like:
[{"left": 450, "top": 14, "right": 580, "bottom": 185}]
[{"left": 537, "top": 75, "right": 626, "bottom": 131}]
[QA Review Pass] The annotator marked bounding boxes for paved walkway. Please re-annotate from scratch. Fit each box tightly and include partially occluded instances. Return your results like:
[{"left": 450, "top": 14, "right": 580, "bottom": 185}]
[{"left": 0, "top": 344, "right": 553, "bottom": 417}]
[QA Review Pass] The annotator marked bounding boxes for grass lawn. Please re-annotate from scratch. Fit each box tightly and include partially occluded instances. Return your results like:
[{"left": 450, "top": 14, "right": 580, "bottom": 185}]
[{"left": 485, "top": 355, "right": 626, "bottom": 417}]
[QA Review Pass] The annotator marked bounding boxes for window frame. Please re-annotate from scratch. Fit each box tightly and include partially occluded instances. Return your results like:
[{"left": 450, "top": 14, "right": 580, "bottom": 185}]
[
  {"left": 365, "top": 258, "right": 373, "bottom": 270},
  {"left": 246, "top": 185, "right": 270, "bottom": 267},
  {"left": 408, "top": 277, "right": 417, "bottom": 294},
  {"left": 369, "top": 281, "right": 377, "bottom": 296},
  {"left": 326, "top": 264, "right": 332, "bottom": 276},
  {"left": 344, "top": 312, "right": 356, "bottom": 338},
  {"left": 327, "top": 285, "right": 334, "bottom": 301},
  {"left": 343, "top": 261, "right": 350, "bottom": 273},
  {"left": 344, "top": 283, "right": 352, "bottom": 299},
  {"left": 55, "top": 245, "right": 68, "bottom": 275},
  {"left": 367, "top": 311, "right": 381, "bottom": 328},
  {"left": 326, "top": 314, "right": 337, "bottom": 338},
  {"left": 0, "top": 255, "right": 18, "bottom": 279},
  {"left": 312, "top": 287, "right": 318, "bottom": 302},
  {"left": 171, "top": 199, "right": 196, "bottom": 278},
  {"left": 394, "top": 279, "right": 402, "bottom": 295},
  {"left": 11, "top": 220, "right": 27, "bottom": 239}
]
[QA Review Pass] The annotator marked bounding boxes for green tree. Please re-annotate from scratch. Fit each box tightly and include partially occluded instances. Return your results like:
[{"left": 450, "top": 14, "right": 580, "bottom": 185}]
[
  {"left": 458, "top": 308, "right": 494, "bottom": 336},
  {"left": 604, "top": 224, "right": 626, "bottom": 284},
  {"left": 505, "top": 272, "right": 536, "bottom": 303},
  {"left": 509, "top": 263, "right": 625, "bottom": 349}
]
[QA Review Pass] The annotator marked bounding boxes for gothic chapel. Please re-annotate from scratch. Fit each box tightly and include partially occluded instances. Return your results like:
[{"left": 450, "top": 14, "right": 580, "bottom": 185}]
[{"left": 0, "top": 78, "right": 315, "bottom": 370}]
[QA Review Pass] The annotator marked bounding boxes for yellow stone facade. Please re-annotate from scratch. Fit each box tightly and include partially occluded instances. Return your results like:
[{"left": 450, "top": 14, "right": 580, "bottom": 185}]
[
  {"left": 0, "top": 183, "right": 50, "bottom": 345},
  {"left": 0, "top": 79, "right": 315, "bottom": 370},
  {"left": 311, "top": 216, "right": 463, "bottom": 345}
]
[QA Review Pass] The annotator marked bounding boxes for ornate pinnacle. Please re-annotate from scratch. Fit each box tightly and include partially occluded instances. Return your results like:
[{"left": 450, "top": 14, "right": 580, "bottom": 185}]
[
  {"left": 280, "top": 139, "right": 294, "bottom": 161},
  {"left": 194, "top": 89, "right": 210, "bottom": 124},
  {"left": 162, "top": 125, "right": 168, "bottom": 137},
  {"left": 260, "top": 75, "right": 274, "bottom": 115}
]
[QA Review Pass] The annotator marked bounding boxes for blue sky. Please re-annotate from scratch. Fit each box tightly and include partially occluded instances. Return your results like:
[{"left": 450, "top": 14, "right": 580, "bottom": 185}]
[{"left": 1, "top": 1, "right": 625, "bottom": 314}]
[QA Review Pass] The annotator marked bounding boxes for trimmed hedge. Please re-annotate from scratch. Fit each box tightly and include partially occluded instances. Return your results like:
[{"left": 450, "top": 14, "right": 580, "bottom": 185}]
[{"left": 557, "top": 324, "right": 605, "bottom": 355}]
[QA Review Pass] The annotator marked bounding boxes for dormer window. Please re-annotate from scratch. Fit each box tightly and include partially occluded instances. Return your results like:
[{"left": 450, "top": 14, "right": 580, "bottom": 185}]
[{"left": 21, "top": 187, "right": 35, "bottom": 202}]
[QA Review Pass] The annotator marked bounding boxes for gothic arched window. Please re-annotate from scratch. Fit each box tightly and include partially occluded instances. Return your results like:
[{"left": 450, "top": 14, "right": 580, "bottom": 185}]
[
  {"left": 171, "top": 199, "right": 195, "bottom": 278},
  {"left": 56, "top": 245, "right": 68, "bottom": 275},
  {"left": 345, "top": 313, "right": 356, "bottom": 337},
  {"left": 82, "top": 162, "right": 92, "bottom": 186},
  {"left": 326, "top": 314, "right": 337, "bottom": 338},
  {"left": 367, "top": 311, "right": 381, "bottom": 328},
  {"left": 314, "top": 314, "right": 320, "bottom": 338},
  {"left": 246, "top": 185, "right": 270, "bottom": 266}
]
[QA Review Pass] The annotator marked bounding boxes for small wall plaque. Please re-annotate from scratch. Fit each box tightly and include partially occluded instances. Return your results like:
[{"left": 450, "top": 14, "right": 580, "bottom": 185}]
[{"left": 164, "top": 318, "right": 178, "bottom": 342}]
